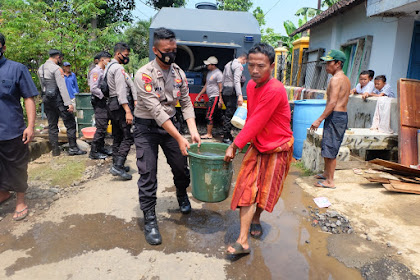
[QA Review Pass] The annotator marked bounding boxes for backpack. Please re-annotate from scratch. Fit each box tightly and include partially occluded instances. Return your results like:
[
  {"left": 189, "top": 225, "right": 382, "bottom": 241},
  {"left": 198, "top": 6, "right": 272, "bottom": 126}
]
[{"left": 99, "top": 62, "right": 118, "bottom": 98}]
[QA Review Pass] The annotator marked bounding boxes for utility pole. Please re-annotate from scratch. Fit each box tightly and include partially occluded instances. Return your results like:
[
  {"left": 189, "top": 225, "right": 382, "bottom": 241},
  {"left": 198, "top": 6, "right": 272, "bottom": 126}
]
[{"left": 318, "top": 0, "right": 321, "bottom": 10}]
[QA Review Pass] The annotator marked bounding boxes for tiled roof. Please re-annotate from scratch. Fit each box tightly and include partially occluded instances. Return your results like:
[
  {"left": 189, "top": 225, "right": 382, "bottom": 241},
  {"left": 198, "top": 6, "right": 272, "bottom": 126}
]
[{"left": 290, "top": 0, "right": 365, "bottom": 36}]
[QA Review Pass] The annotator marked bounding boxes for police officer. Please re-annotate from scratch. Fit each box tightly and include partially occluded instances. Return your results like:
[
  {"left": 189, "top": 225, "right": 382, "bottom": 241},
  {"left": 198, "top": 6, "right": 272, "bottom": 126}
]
[
  {"left": 0, "top": 32, "right": 38, "bottom": 221},
  {"left": 134, "top": 27, "right": 200, "bottom": 245},
  {"left": 106, "top": 43, "right": 135, "bottom": 180},
  {"left": 221, "top": 53, "right": 247, "bottom": 144},
  {"left": 38, "top": 49, "right": 86, "bottom": 156},
  {"left": 89, "top": 51, "right": 112, "bottom": 160}
]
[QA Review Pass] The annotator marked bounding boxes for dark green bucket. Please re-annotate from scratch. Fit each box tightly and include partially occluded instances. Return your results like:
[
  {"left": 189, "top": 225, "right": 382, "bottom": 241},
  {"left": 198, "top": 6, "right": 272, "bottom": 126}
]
[{"left": 188, "top": 143, "right": 233, "bottom": 203}]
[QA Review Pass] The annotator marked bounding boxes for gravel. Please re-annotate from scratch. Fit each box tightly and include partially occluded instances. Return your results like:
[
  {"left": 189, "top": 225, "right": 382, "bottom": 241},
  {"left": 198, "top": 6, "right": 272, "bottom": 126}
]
[{"left": 308, "top": 207, "right": 353, "bottom": 234}]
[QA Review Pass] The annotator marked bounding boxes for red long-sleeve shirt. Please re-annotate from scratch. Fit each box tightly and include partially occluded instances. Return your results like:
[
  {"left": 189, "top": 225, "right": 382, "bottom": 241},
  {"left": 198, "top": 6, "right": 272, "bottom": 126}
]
[{"left": 234, "top": 78, "right": 292, "bottom": 153}]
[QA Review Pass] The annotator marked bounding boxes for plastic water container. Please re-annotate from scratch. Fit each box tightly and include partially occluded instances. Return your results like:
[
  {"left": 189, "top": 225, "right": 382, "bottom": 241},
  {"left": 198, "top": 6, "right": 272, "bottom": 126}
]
[
  {"left": 293, "top": 99, "right": 327, "bottom": 159},
  {"left": 231, "top": 103, "right": 247, "bottom": 129},
  {"left": 187, "top": 143, "right": 233, "bottom": 202}
]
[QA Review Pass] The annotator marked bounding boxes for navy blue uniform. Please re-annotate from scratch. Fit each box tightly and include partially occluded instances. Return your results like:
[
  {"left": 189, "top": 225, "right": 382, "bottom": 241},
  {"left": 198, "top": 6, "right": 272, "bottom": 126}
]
[{"left": 0, "top": 56, "right": 38, "bottom": 192}]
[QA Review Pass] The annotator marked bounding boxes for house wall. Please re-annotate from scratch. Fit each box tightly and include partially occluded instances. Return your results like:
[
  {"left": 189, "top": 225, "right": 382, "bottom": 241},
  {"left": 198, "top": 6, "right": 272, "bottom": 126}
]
[
  {"left": 367, "top": 0, "right": 419, "bottom": 17},
  {"left": 308, "top": 3, "right": 415, "bottom": 94}
]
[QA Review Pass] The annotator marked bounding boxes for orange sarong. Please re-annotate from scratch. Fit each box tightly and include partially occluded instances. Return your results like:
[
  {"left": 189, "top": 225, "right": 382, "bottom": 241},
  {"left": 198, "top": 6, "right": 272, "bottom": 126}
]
[{"left": 230, "top": 137, "right": 294, "bottom": 213}]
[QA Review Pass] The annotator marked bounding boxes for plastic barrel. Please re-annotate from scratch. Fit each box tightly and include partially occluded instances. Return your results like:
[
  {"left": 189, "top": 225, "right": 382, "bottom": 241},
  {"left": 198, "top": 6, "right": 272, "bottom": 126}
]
[
  {"left": 75, "top": 93, "right": 94, "bottom": 134},
  {"left": 292, "top": 99, "right": 327, "bottom": 159},
  {"left": 187, "top": 143, "right": 233, "bottom": 202}
]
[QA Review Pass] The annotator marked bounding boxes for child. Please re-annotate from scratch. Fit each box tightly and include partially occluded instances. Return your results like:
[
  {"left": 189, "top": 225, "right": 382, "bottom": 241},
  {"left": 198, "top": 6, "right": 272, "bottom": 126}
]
[
  {"left": 363, "top": 75, "right": 395, "bottom": 99},
  {"left": 350, "top": 70, "right": 374, "bottom": 95}
]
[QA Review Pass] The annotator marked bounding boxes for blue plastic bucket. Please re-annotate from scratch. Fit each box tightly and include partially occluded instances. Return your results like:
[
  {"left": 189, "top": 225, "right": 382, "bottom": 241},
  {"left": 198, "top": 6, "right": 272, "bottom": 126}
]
[{"left": 292, "top": 99, "right": 327, "bottom": 159}]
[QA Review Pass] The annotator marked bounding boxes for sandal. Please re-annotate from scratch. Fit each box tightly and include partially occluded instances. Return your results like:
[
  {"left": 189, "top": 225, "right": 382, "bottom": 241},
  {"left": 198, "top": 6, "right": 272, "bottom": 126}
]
[
  {"left": 314, "top": 181, "right": 336, "bottom": 189},
  {"left": 314, "top": 174, "right": 326, "bottom": 180},
  {"left": 250, "top": 223, "right": 263, "bottom": 238},
  {"left": 227, "top": 242, "right": 251, "bottom": 256},
  {"left": 13, "top": 207, "right": 29, "bottom": 221}
]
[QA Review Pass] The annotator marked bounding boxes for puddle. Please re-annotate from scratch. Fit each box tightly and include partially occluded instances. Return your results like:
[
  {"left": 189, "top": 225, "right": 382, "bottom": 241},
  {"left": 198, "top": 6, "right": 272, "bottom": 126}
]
[{"left": 0, "top": 153, "right": 367, "bottom": 279}]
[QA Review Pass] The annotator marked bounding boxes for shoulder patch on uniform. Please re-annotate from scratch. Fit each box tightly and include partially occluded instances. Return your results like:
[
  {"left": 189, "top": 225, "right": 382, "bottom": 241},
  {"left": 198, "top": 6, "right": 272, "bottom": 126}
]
[
  {"left": 145, "top": 83, "right": 152, "bottom": 93},
  {"left": 92, "top": 73, "right": 99, "bottom": 82},
  {"left": 121, "top": 69, "right": 126, "bottom": 76},
  {"left": 175, "top": 79, "right": 182, "bottom": 84},
  {"left": 142, "top": 73, "right": 152, "bottom": 83},
  {"left": 59, "top": 67, "right": 64, "bottom": 77},
  {"left": 240, "top": 66, "right": 244, "bottom": 71}
]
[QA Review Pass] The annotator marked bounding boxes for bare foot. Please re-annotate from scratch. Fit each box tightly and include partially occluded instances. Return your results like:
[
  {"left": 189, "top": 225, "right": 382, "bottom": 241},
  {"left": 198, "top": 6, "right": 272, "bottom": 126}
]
[
  {"left": 0, "top": 191, "right": 12, "bottom": 204},
  {"left": 200, "top": 134, "right": 213, "bottom": 139}
]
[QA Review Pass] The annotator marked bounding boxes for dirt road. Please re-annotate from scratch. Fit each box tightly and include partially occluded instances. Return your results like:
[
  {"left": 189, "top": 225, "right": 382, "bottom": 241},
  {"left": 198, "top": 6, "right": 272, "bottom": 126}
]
[{"left": 0, "top": 142, "right": 418, "bottom": 279}]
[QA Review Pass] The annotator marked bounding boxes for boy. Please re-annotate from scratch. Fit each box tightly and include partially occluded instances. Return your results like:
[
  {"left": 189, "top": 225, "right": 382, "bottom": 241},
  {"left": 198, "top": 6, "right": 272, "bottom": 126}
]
[
  {"left": 224, "top": 43, "right": 294, "bottom": 255},
  {"left": 350, "top": 70, "right": 374, "bottom": 95},
  {"left": 363, "top": 75, "right": 395, "bottom": 99}
]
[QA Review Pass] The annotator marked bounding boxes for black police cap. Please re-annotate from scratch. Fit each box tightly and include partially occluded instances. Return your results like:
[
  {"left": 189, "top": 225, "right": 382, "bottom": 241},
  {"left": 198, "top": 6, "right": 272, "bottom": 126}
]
[{"left": 49, "top": 49, "right": 63, "bottom": 57}]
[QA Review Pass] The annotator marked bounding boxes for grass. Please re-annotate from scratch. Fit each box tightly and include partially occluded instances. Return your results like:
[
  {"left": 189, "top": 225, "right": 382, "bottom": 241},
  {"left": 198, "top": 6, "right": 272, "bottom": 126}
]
[
  {"left": 29, "top": 157, "right": 87, "bottom": 187},
  {"left": 292, "top": 161, "right": 315, "bottom": 177}
]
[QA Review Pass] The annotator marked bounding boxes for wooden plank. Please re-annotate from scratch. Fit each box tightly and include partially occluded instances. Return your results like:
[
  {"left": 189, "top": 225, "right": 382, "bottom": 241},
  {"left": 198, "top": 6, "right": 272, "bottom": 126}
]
[
  {"left": 349, "top": 39, "right": 365, "bottom": 88},
  {"left": 383, "top": 184, "right": 420, "bottom": 195},
  {"left": 360, "top": 35, "right": 373, "bottom": 74},
  {"left": 399, "top": 126, "right": 418, "bottom": 166},
  {"left": 390, "top": 180, "right": 420, "bottom": 192},
  {"left": 369, "top": 159, "right": 420, "bottom": 176}
]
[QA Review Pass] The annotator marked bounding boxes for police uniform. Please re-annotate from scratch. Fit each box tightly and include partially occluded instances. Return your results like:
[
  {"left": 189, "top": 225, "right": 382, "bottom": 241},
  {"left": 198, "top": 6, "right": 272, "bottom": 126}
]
[
  {"left": 222, "top": 58, "right": 244, "bottom": 141},
  {"left": 38, "top": 59, "right": 80, "bottom": 154},
  {"left": 89, "top": 65, "right": 110, "bottom": 156},
  {"left": 0, "top": 56, "right": 38, "bottom": 194},
  {"left": 133, "top": 59, "right": 195, "bottom": 213},
  {"left": 106, "top": 59, "right": 134, "bottom": 164}
]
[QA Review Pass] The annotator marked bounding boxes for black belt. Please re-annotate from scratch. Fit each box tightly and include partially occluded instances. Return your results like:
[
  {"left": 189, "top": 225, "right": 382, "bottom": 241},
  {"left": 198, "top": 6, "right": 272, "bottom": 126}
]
[{"left": 135, "top": 116, "right": 178, "bottom": 127}]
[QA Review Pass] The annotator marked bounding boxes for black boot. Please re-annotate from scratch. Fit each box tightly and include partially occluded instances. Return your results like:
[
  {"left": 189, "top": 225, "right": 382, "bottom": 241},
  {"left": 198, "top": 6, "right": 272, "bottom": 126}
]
[
  {"left": 143, "top": 209, "right": 162, "bottom": 245},
  {"left": 89, "top": 143, "right": 107, "bottom": 160},
  {"left": 98, "top": 145, "right": 113, "bottom": 156},
  {"left": 110, "top": 156, "right": 132, "bottom": 180},
  {"left": 112, "top": 156, "right": 130, "bottom": 172},
  {"left": 177, "top": 193, "right": 191, "bottom": 214},
  {"left": 52, "top": 144, "right": 61, "bottom": 157},
  {"left": 68, "top": 147, "right": 87, "bottom": 156}
]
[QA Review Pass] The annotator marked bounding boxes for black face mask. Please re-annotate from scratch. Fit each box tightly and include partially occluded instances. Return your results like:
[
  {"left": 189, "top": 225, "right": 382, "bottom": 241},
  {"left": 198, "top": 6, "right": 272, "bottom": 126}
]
[
  {"left": 119, "top": 53, "right": 130, "bottom": 65},
  {"left": 0, "top": 47, "right": 3, "bottom": 58},
  {"left": 157, "top": 49, "right": 176, "bottom": 65}
]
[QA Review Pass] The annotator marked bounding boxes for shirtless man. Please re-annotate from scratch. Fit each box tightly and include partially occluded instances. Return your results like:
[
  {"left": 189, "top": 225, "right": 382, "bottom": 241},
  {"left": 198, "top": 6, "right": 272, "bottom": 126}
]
[{"left": 310, "top": 50, "right": 350, "bottom": 189}]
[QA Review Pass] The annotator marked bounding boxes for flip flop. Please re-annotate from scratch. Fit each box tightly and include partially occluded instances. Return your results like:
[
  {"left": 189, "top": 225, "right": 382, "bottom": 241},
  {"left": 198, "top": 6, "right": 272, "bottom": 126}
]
[
  {"left": 13, "top": 207, "right": 29, "bottom": 221},
  {"left": 227, "top": 242, "right": 251, "bottom": 256},
  {"left": 314, "top": 174, "right": 326, "bottom": 180},
  {"left": 0, "top": 192, "right": 13, "bottom": 206},
  {"left": 250, "top": 223, "right": 263, "bottom": 238},
  {"left": 314, "top": 181, "right": 336, "bottom": 189}
]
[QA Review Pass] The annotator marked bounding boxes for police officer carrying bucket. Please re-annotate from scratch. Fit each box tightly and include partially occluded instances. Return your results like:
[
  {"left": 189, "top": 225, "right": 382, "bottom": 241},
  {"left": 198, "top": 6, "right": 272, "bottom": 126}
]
[
  {"left": 38, "top": 49, "right": 86, "bottom": 156},
  {"left": 133, "top": 28, "right": 201, "bottom": 245}
]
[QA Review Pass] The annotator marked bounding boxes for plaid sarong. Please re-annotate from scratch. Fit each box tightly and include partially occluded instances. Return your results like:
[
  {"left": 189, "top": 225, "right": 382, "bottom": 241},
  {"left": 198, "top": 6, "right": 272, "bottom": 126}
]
[{"left": 230, "top": 137, "right": 294, "bottom": 213}]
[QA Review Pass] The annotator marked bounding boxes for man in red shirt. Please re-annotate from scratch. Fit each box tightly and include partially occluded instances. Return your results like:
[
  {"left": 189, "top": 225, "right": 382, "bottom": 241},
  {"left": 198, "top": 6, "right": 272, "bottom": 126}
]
[{"left": 224, "top": 43, "right": 294, "bottom": 255}]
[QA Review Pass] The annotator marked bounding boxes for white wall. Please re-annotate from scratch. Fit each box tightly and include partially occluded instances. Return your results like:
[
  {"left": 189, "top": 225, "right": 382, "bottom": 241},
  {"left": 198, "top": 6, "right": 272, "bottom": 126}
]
[{"left": 308, "top": 4, "right": 415, "bottom": 94}]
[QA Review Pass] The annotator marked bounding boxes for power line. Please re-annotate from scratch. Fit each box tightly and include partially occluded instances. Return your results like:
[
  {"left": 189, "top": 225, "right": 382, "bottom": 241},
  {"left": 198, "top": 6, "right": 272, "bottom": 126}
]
[{"left": 264, "top": 0, "right": 282, "bottom": 16}]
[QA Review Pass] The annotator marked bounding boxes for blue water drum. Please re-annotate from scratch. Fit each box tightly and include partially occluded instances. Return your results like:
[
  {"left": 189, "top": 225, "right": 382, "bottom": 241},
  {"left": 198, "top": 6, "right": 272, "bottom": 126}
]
[{"left": 292, "top": 99, "right": 327, "bottom": 159}]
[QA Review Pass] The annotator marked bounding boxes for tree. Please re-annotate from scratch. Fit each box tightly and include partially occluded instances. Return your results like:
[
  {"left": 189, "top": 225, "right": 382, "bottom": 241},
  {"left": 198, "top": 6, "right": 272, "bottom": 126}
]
[
  {"left": 217, "top": 0, "right": 253, "bottom": 11},
  {"left": 146, "top": 0, "right": 185, "bottom": 9},
  {"left": 97, "top": 0, "right": 136, "bottom": 29},
  {"left": 125, "top": 19, "right": 152, "bottom": 59},
  {"left": 0, "top": 0, "right": 126, "bottom": 92},
  {"left": 252, "top": 6, "right": 265, "bottom": 27},
  {"left": 294, "top": 7, "right": 321, "bottom": 26},
  {"left": 322, "top": 0, "right": 340, "bottom": 8}
]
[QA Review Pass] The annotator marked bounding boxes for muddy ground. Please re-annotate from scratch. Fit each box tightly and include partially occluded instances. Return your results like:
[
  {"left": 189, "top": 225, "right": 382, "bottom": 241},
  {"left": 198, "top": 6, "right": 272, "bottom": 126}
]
[{"left": 0, "top": 135, "right": 419, "bottom": 279}]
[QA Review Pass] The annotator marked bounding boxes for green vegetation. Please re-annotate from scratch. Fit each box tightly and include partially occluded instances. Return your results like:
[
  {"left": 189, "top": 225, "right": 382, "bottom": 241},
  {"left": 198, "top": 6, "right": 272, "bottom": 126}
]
[
  {"left": 292, "top": 161, "right": 314, "bottom": 176},
  {"left": 29, "top": 157, "right": 87, "bottom": 187}
]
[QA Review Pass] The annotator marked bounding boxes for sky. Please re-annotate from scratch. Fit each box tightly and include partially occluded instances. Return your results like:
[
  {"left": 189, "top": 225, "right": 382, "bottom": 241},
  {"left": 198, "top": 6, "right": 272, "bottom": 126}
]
[{"left": 133, "top": 0, "right": 320, "bottom": 35}]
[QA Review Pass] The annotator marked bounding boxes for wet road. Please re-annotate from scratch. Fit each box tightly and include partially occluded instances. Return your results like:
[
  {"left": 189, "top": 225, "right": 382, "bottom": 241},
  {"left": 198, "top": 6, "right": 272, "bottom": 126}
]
[{"left": 0, "top": 149, "right": 363, "bottom": 279}]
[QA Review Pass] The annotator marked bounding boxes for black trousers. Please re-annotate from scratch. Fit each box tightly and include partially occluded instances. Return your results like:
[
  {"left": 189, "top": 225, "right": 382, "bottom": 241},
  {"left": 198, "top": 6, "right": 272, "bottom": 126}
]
[
  {"left": 91, "top": 97, "right": 110, "bottom": 147},
  {"left": 134, "top": 118, "right": 190, "bottom": 211},
  {"left": 43, "top": 97, "right": 77, "bottom": 147},
  {"left": 222, "top": 94, "right": 238, "bottom": 140},
  {"left": 109, "top": 107, "right": 133, "bottom": 158},
  {"left": 0, "top": 136, "right": 29, "bottom": 193}
]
